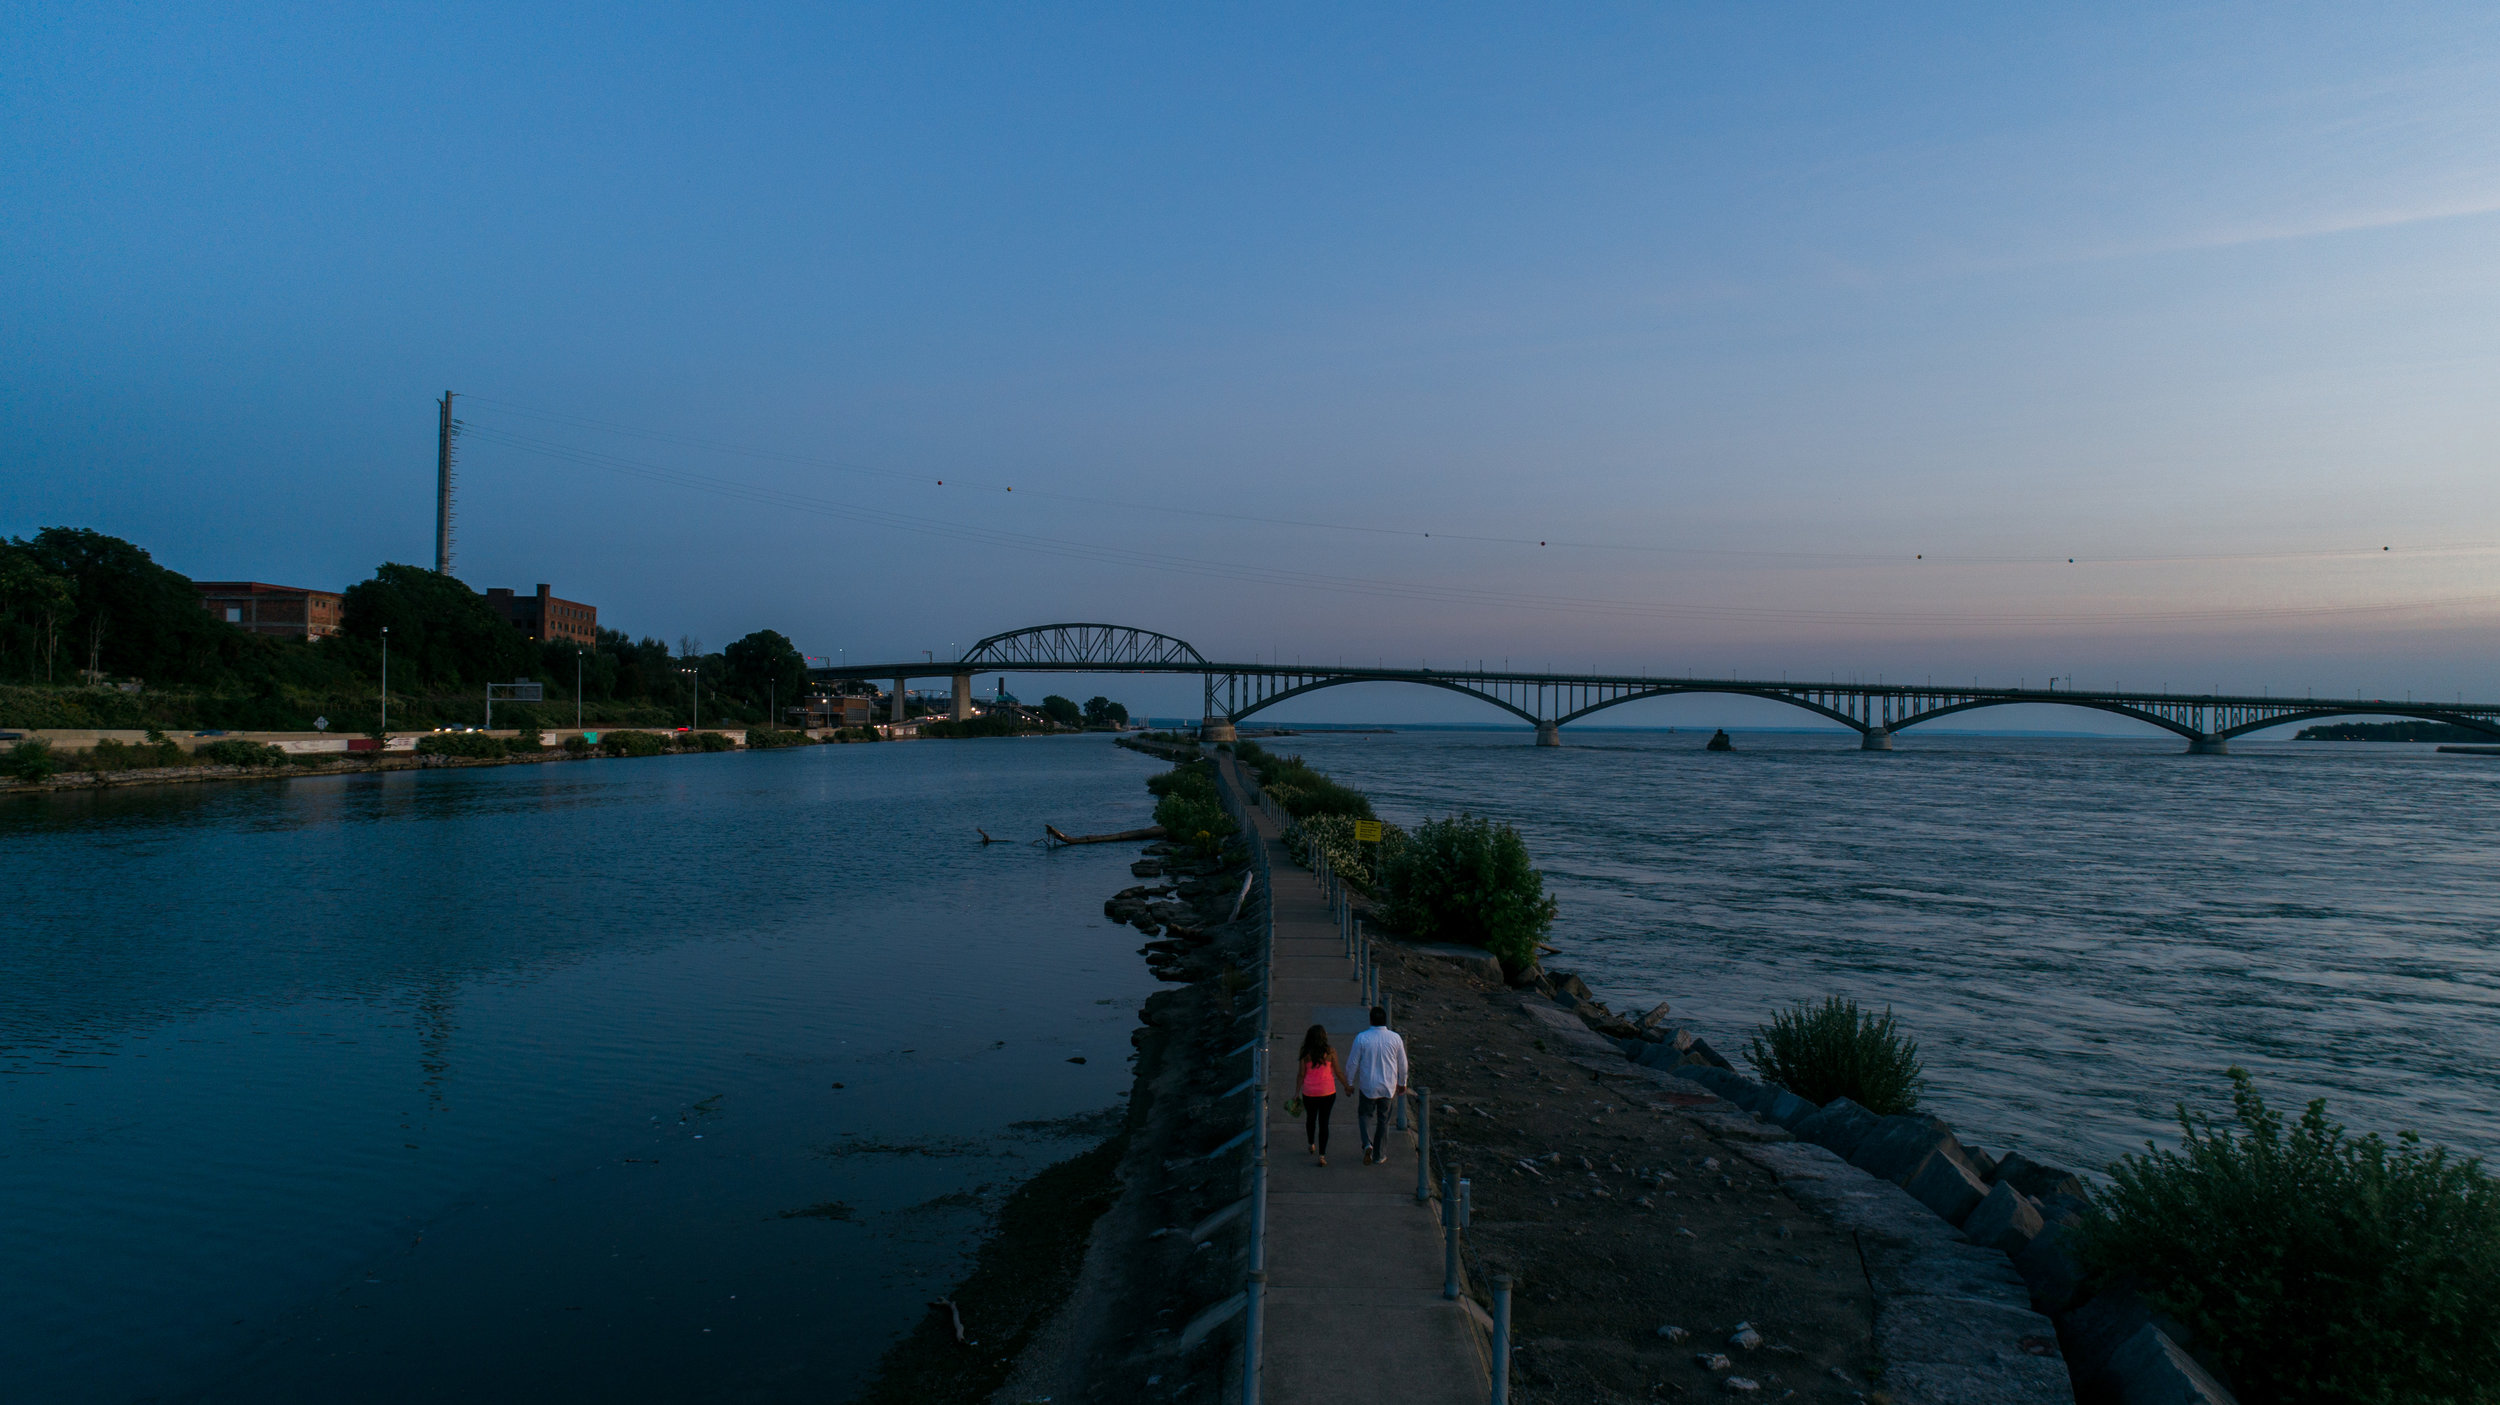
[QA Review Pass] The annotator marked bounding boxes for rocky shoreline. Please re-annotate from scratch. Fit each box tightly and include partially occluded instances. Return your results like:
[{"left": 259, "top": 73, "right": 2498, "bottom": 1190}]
[
  {"left": 857, "top": 743, "right": 2237, "bottom": 1405},
  {"left": 857, "top": 822, "right": 1270, "bottom": 1404}
]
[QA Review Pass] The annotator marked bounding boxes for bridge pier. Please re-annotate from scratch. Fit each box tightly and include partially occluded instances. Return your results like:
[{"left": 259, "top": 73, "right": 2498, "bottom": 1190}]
[
  {"left": 1860, "top": 728, "right": 1894, "bottom": 751},
  {"left": 2187, "top": 735, "right": 2229, "bottom": 755},
  {"left": 951, "top": 673, "right": 971, "bottom": 722},
  {"left": 1200, "top": 715, "right": 1238, "bottom": 743},
  {"left": 892, "top": 677, "right": 908, "bottom": 725},
  {"left": 1534, "top": 721, "right": 1560, "bottom": 747}
]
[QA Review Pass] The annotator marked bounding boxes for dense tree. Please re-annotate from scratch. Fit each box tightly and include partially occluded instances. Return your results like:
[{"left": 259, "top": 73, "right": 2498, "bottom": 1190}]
[
  {"left": 7, "top": 527, "right": 241, "bottom": 685},
  {"left": 0, "top": 543, "right": 76, "bottom": 683},
  {"left": 339, "top": 564, "right": 533, "bottom": 690},
  {"left": 721, "top": 629, "right": 807, "bottom": 717},
  {"left": 1041, "top": 694, "right": 1083, "bottom": 727},
  {"left": 1082, "top": 695, "right": 1129, "bottom": 726}
]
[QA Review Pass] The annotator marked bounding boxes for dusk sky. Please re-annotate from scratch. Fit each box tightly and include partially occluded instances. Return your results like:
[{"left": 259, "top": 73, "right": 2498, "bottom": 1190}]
[{"left": 8, "top": 5, "right": 2499, "bottom": 724}]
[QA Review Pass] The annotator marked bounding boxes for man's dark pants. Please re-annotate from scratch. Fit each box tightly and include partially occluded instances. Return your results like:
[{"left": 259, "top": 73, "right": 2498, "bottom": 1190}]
[{"left": 1358, "top": 1094, "right": 1395, "bottom": 1160}]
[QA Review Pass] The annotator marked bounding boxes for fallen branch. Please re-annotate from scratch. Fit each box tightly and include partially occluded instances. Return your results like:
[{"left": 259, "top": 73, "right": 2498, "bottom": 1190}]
[{"left": 1043, "top": 823, "right": 1167, "bottom": 847}]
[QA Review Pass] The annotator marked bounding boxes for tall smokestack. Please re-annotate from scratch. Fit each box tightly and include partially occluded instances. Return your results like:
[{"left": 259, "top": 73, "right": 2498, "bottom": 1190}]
[{"left": 435, "top": 391, "right": 458, "bottom": 575}]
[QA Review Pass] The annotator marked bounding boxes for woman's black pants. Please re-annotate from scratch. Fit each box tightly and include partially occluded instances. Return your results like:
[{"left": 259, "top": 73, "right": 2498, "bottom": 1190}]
[{"left": 1303, "top": 1093, "right": 1337, "bottom": 1154}]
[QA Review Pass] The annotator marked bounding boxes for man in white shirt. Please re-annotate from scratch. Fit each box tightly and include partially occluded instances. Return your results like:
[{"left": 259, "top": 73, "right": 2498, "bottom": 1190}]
[{"left": 1343, "top": 1005, "right": 1410, "bottom": 1166}]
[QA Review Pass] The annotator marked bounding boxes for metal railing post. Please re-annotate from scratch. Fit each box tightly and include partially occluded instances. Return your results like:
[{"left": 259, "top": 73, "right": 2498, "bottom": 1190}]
[
  {"left": 1489, "top": 1276, "right": 1514, "bottom": 1405},
  {"left": 1414, "top": 1086, "right": 1431, "bottom": 1203},
  {"left": 1243, "top": 1268, "right": 1266, "bottom": 1403},
  {"left": 1441, "top": 1163, "right": 1466, "bottom": 1298}
]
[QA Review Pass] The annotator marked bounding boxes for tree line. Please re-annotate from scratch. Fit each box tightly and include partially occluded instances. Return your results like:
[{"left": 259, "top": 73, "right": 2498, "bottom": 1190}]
[{"left": 0, "top": 527, "right": 810, "bottom": 731}]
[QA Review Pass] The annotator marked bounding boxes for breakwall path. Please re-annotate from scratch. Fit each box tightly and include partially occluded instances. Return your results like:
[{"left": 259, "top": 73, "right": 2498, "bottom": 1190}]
[{"left": 1217, "top": 754, "right": 1488, "bottom": 1403}]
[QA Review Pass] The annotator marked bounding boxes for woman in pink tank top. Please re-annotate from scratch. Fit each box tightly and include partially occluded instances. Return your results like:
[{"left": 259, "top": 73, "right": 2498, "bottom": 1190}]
[{"left": 1297, "top": 1024, "right": 1345, "bottom": 1165}]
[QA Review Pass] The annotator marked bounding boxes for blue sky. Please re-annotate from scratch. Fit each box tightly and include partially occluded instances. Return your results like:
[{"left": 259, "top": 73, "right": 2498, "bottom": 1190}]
[{"left": 7, "top": 4, "right": 2499, "bottom": 724}]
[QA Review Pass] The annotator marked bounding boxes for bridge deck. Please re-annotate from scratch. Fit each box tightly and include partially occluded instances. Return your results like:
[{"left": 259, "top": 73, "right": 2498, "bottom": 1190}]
[{"left": 1220, "top": 754, "right": 1488, "bottom": 1405}]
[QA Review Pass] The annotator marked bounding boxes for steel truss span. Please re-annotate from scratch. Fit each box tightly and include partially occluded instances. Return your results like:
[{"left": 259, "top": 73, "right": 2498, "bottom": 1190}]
[{"left": 812, "top": 623, "right": 2500, "bottom": 752}]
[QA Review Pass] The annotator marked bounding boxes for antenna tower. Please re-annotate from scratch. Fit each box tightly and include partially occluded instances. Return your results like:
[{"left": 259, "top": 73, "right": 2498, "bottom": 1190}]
[{"left": 435, "top": 391, "right": 460, "bottom": 575}]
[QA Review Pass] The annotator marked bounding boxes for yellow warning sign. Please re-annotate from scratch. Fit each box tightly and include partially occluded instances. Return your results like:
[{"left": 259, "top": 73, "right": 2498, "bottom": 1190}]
[{"left": 1354, "top": 819, "right": 1383, "bottom": 843}]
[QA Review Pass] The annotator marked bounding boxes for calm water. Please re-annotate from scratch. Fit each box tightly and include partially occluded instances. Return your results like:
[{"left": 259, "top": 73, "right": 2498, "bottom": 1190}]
[
  {"left": 1, "top": 738, "right": 1164, "bottom": 1404},
  {"left": 1276, "top": 729, "right": 2500, "bottom": 1172}
]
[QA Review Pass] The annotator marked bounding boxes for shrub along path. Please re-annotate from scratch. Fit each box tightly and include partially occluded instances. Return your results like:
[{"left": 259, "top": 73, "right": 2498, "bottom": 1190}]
[{"left": 1216, "top": 754, "right": 1489, "bottom": 1405}]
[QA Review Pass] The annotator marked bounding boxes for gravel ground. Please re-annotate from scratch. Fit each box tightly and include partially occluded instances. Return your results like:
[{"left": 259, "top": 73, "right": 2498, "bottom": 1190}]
[{"left": 1383, "top": 944, "right": 1884, "bottom": 1403}]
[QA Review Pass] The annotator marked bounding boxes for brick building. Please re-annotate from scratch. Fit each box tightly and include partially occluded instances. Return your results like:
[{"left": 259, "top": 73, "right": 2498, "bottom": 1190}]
[
  {"left": 195, "top": 582, "right": 344, "bottom": 640},
  {"left": 484, "top": 584, "right": 598, "bottom": 646}
]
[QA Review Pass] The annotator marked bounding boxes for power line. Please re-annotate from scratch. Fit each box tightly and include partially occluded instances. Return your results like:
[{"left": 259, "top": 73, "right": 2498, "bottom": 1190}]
[
  {"left": 457, "top": 395, "right": 2487, "bottom": 570},
  {"left": 454, "top": 421, "right": 2500, "bottom": 631}
]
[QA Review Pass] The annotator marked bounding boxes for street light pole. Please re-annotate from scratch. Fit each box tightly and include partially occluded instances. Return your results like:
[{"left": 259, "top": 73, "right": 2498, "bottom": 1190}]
[
  {"left": 380, "top": 626, "right": 390, "bottom": 736},
  {"left": 576, "top": 650, "right": 583, "bottom": 729}
]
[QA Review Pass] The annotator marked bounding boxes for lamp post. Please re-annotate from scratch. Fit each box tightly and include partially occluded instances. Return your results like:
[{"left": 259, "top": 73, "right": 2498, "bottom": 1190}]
[
  {"left": 575, "top": 650, "right": 583, "bottom": 730},
  {"left": 681, "top": 665, "right": 699, "bottom": 729},
  {"left": 379, "top": 626, "right": 389, "bottom": 736}
]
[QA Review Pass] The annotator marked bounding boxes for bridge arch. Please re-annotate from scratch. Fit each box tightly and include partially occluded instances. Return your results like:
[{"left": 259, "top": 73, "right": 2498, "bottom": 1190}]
[
  {"left": 1887, "top": 696, "right": 2204, "bottom": 740},
  {"left": 1231, "top": 675, "right": 1541, "bottom": 726},
  {"left": 958, "top": 622, "right": 1206, "bottom": 669},
  {"left": 1556, "top": 686, "right": 1872, "bottom": 733},
  {"left": 2211, "top": 704, "right": 2500, "bottom": 741}
]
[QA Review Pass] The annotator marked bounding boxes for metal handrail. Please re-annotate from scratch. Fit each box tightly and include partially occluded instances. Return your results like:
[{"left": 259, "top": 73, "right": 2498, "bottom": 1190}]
[{"left": 1213, "top": 756, "right": 1274, "bottom": 1404}]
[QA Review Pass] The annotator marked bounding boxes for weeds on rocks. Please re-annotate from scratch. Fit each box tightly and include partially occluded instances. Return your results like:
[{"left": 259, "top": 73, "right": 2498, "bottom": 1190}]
[
  {"left": 1743, "top": 996, "right": 1922, "bottom": 1115},
  {"left": 2079, "top": 1067, "right": 2500, "bottom": 1405}
]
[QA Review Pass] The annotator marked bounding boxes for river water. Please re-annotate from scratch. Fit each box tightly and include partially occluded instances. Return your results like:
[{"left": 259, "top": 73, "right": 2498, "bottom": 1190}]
[
  {"left": 11, "top": 730, "right": 2498, "bottom": 1402},
  {"left": 0, "top": 738, "right": 1165, "bottom": 1405},
  {"left": 1276, "top": 728, "right": 2500, "bottom": 1173}
]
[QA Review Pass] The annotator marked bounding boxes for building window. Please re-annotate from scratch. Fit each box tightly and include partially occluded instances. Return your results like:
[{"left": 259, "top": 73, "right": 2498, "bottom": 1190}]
[{"left": 225, "top": 606, "right": 242, "bottom": 623}]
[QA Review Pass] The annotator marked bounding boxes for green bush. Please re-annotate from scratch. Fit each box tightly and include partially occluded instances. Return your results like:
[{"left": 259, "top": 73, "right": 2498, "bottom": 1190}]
[
  {"left": 1376, "top": 812, "right": 1554, "bottom": 972},
  {"left": 1286, "top": 812, "right": 1407, "bottom": 891},
  {"left": 603, "top": 730, "right": 671, "bottom": 757},
  {"left": 681, "top": 730, "right": 734, "bottom": 752},
  {"left": 1146, "top": 761, "right": 1219, "bottom": 802},
  {"left": 1232, "top": 742, "right": 1374, "bottom": 820},
  {"left": 82, "top": 736, "right": 185, "bottom": 771},
  {"left": 743, "top": 727, "right": 811, "bottom": 749},
  {"left": 1154, "top": 791, "right": 1236, "bottom": 857},
  {"left": 1744, "top": 997, "right": 1923, "bottom": 1115},
  {"left": 513, "top": 724, "right": 544, "bottom": 750},
  {"left": 2078, "top": 1068, "right": 2500, "bottom": 1405},
  {"left": 414, "top": 732, "right": 508, "bottom": 759},
  {"left": 563, "top": 734, "right": 591, "bottom": 754},
  {"left": 2, "top": 738, "right": 57, "bottom": 781},
  {"left": 196, "top": 738, "right": 289, "bottom": 767}
]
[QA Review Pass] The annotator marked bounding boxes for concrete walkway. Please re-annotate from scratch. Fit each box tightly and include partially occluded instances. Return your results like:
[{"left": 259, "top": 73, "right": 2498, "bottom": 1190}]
[{"left": 1223, "top": 757, "right": 1488, "bottom": 1405}]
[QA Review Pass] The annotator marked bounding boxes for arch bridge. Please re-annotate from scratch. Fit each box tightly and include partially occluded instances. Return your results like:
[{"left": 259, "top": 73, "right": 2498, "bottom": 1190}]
[{"left": 813, "top": 622, "right": 2500, "bottom": 752}]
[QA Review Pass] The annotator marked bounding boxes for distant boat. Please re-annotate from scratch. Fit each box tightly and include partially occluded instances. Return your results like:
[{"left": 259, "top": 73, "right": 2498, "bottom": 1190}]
[{"left": 1706, "top": 729, "right": 1734, "bottom": 751}]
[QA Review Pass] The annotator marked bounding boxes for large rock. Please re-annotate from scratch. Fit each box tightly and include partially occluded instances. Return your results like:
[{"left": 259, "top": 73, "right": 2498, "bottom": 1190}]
[
  {"left": 1678, "top": 1066, "right": 1776, "bottom": 1112},
  {"left": 2103, "top": 1324, "right": 2240, "bottom": 1404},
  {"left": 1763, "top": 1089, "right": 1819, "bottom": 1130},
  {"left": 1994, "top": 1150, "right": 2090, "bottom": 1203},
  {"left": 1411, "top": 942, "right": 1503, "bottom": 982},
  {"left": 1633, "top": 1000, "right": 1673, "bottom": 1031},
  {"left": 2014, "top": 1219, "right": 2088, "bottom": 1313},
  {"left": 1792, "top": 1097, "right": 1882, "bottom": 1160},
  {"left": 1902, "top": 1149, "right": 1990, "bottom": 1225},
  {"left": 1631, "top": 1039, "right": 1704, "bottom": 1073},
  {"left": 1851, "top": 1113, "right": 1981, "bottom": 1187},
  {"left": 1549, "top": 971, "right": 1595, "bottom": 1003},
  {"left": 1962, "top": 1179, "right": 2047, "bottom": 1254}
]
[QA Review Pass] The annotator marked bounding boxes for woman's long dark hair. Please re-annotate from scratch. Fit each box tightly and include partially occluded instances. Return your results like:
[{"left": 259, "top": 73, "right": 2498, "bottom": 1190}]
[{"left": 1299, "top": 1023, "right": 1333, "bottom": 1068}]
